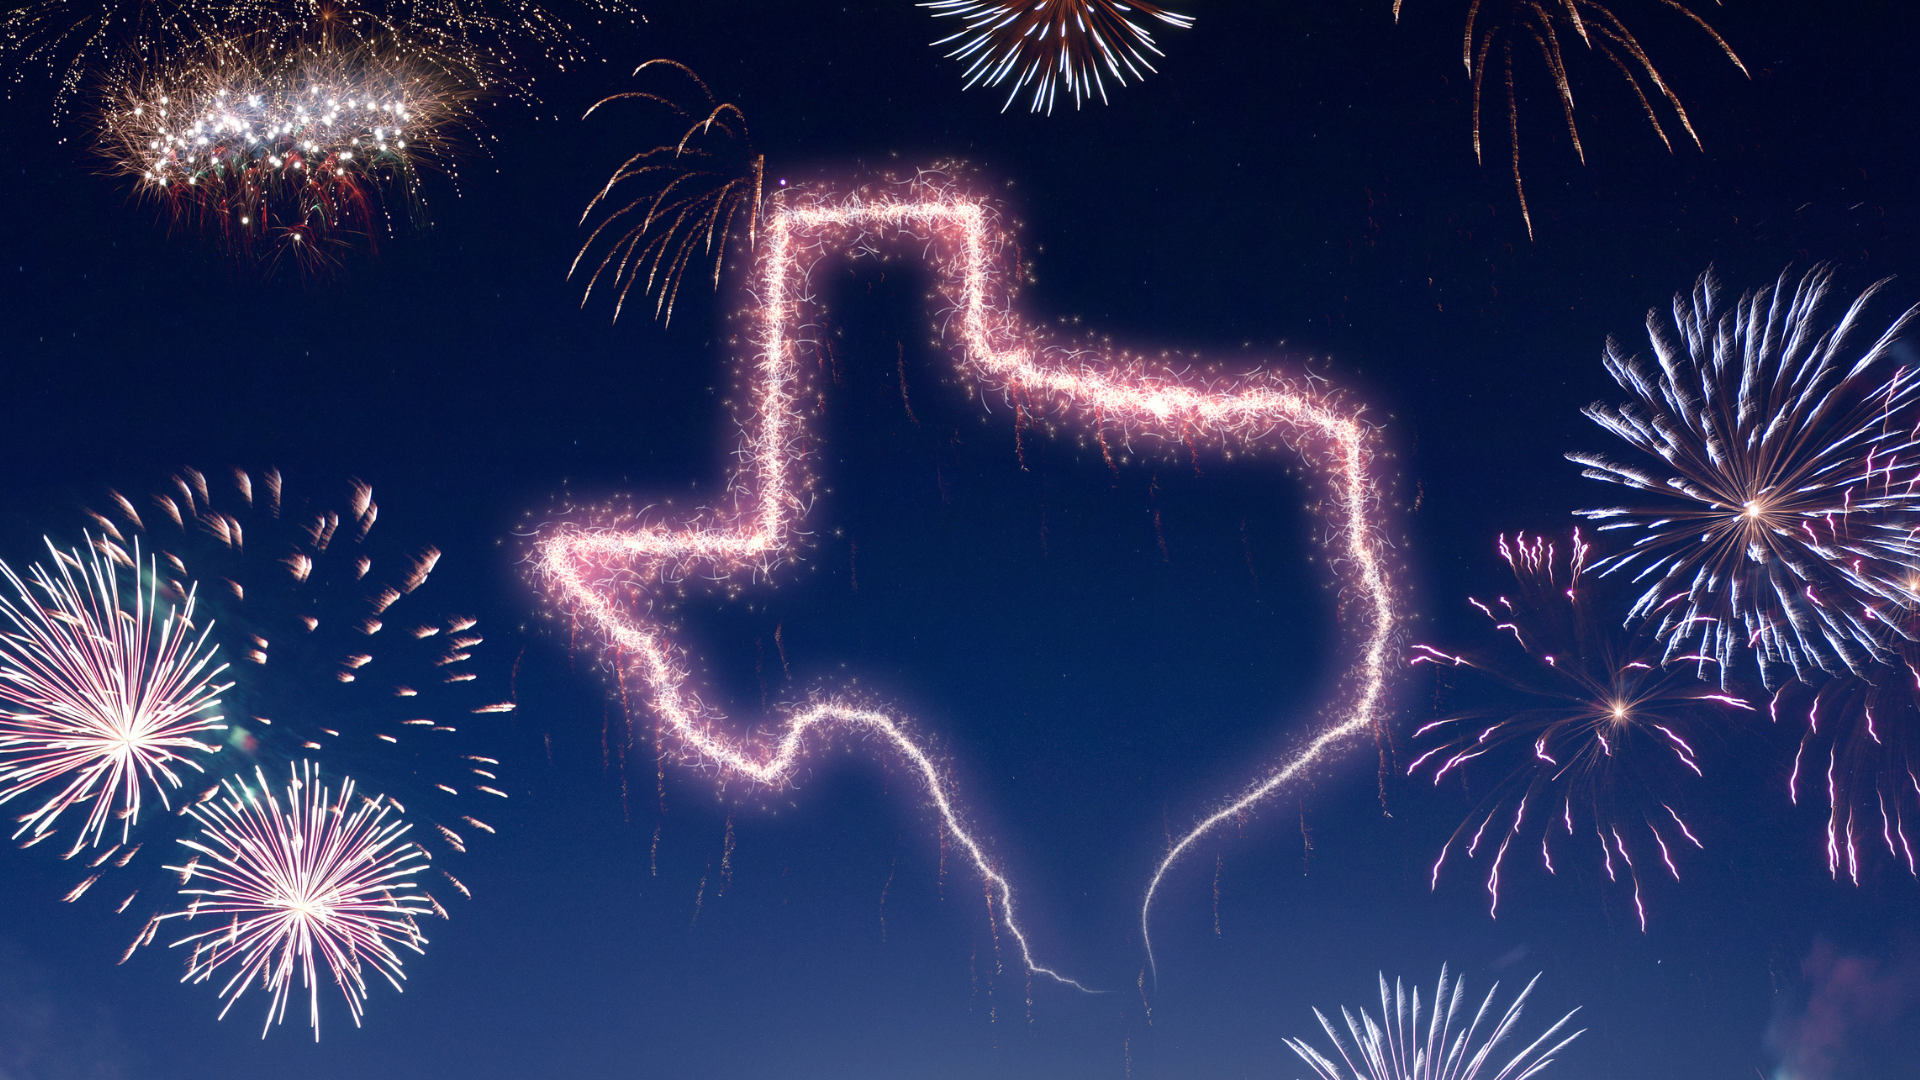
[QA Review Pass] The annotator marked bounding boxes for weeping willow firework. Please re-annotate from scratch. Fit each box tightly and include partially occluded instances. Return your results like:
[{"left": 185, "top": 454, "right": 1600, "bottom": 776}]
[
  {"left": 0, "top": 538, "right": 230, "bottom": 854},
  {"left": 79, "top": 467, "right": 512, "bottom": 894},
  {"left": 1284, "top": 965, "right": 1584, "bottom": 1080},
  {"left": 1571, "top": 267, "right": 1920, "bottom": 690},
  {"left": 1393, "top": 0, "right": 1745, "bottom": 237},
  {"left": 1411, "top": 532, "right": 1753, "bottom": 927},
  {"left": 98, "top": 34, "right": 481, "bottom": 272},
  {"left": 154, "top": 761, "right": 432, "bottom": 1039},
  {"left": 574, "top": 59, "right": 763, "bottom": 325},
  {"left": 920, "top": 0, "right": 1194, "bottom": 114}
]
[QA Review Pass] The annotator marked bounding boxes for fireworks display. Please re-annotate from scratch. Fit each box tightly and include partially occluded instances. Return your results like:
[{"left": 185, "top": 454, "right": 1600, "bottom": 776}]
[
  {"left": 1410, "top": 532, "right": 1753, "bottom": 926},
  {"left": 98, "top": 34, "right": 481, "bottom": 272},
  {"left": 1284, "top": 965, "right": 1584, "bottom": 1080},
  {"left": 0, "top": 537, "right": 230, "bottom": 853},
  {"left": 573, "top": 59, "right": 764, "bottom": 325},
  {"left": 1394, "top": 0, "right": 1745, "bottom": 236},
  {"left": 920, "top": 0, "right": 1194, "bottom": 113},
  {"left": 535, "top": 168, "right": 1400, "bottom": 984},
  {"left": 79, "top": 467, "right": 512, "bottom": 877},
  {"left": 1570, "top": 267, "right": 1920, "bottom": 690},
  {"left": 154, "top": 761, "right": 432, "bottom": 1039}
]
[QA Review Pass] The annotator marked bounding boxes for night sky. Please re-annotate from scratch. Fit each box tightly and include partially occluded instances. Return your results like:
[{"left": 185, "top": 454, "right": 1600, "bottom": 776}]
[{"left": 3, "top": 2, "right": 1919, "bottom": 1078}]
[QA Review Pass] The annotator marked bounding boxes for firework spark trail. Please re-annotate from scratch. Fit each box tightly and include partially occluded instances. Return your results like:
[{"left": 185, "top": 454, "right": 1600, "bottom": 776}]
[
  {"left": 1410, "top": 531, "right": 1751, "bottom": 922},
  {"left": 920, "top": 0, "right": 1194, "bottom": 114},
  {"left": 159, "top": 761, "right": 432, "bottom": 1039},
  {"left": 535, "top": 170, "right": 1398, "bottom": 987},
  {"left": 1572, "top": 267, "right": 1920, "bottom": 689},
  {"left": 1284, "top": 965, "right": 1584, "bottom": 1080},
  {"left": 0, "top": 537, "right": 231, "bottom": 850}
]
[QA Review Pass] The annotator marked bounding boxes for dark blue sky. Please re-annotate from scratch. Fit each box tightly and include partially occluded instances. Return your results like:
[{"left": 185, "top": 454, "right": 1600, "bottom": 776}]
[{"left": 2, "top": 2, "right": 1919, "bottom": 1077}]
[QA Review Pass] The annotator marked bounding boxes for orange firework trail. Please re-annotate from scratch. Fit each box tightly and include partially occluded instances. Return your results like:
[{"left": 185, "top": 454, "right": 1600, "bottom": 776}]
[{"left": 533, "top": 169, "right": 1399, "bottom": 986}]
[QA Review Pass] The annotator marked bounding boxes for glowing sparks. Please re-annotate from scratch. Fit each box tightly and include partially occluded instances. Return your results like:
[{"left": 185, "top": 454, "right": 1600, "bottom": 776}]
[
  {"left": 1393, "top": 0, "right": 1745, "bottom": 237},
  {"left": 921, "top": 0, "right": 1194, "bottom": 114},
  {"left": 157, "top": 762, "right": 432, "bottom": 1039},
  {"left": 1411, "top": 532, "right": 1750, "bottom": 921},
  {"left": 534, "top": 169, "right": 1398, "bottom": 986},
  {"left": 0, "top": 537, "right": 231, "bottom": 850},
  {"left": 1284, "top": 965, "right": 1584, "bottom": 1080},
  {"left": 83, "top": 467, "right": 511, "bottom": 869},
  {"left": 573, "top": 60, "right": 763, "bottom": 325},
  {"left": 99, "top": 36, "right": 479, "bottom": 272},
  {"left": 1571, "top": 267, "right": 1920, "bottom": 689}
]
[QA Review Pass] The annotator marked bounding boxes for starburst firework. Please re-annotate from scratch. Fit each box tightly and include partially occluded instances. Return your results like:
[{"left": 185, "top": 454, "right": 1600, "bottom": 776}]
[
  {"left": 157, "top": 761, "right": 432, "bottom": 1038},
  {"left": 921, "top": 0, "right": 1194, "bottom": 113},
  {"left": 0, "top": 537, "right": 230, "bottom": 852},
  {"left": 1284, "top": 965, "right": 1584, "bottom": 1080},
  {"left": 1411, "top": 532, "right": 1752, "bottom": 926},
  {"left": 1570, "top": 266, "right": 1920, "bottom": 690}
]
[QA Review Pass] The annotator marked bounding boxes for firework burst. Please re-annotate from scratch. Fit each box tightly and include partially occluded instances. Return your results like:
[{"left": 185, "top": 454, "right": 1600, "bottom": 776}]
[
  {"left": 1285, "top": 965, "right": 1584, "bottom": 1080},
  {"left": 1411, "top": 532, "right": 1753, "bottom": 926},
  {"left": 155, "top": 761, "right": 432, "bottom": 1038},
  {"left": 1394, "top": 0, "right": 1745, "bottom": 237},
  {"left": 921, "top": 0, "right": 1194, "bottom": 114},
  {"left": 1571, "top": 267, "right": 1920, "bottom": 689},
  {"left": 0, "top": 537, "right": 230, "bottom": 852},
  {"left": 98, "top": 31, "right": 482, "bottom": 273},
  {"left": 3, "top": 0, "right": 634, "bottom": 121},
  {"left": 81, "top": 467, "right": 512, "bottom": 880},
  {"left": 573, "top": 59, "right": 764, "bottom": 325}
]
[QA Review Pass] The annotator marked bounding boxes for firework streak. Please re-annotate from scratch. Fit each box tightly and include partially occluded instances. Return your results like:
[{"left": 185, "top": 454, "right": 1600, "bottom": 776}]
[{"left": 533, "top": 171, "right": 1398, "bottom": 985}]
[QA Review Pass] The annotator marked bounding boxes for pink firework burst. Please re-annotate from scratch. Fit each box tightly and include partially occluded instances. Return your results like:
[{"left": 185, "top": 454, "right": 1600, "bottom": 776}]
[
  {"left": 0, "top": 536, "right": 230, "bottom": 852},
  {"left": 1410, "top": 531, "right": 1753, "bottom": 927},
  {"left": 921, "top": 0, "right": 1194, "bottom": 113},
  {"left": 154, "top": 761, "right": 432, "bottom": 1039}
]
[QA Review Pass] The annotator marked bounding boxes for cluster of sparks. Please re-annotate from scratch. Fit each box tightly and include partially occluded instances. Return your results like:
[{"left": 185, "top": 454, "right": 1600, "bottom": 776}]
[
  {"left": 153, "top": 762, "right": 433, "bottom": 1039},
  {"left": 920, "top": 0, "right": 1193, "bottom": 113},
  {"left": 1411, "top": 532, "right": 1752, "bottom": 927},
  {"left": 0, "top": 467, "right": 514, "bottom": 1035},
  {"left": 99, "top": 36, "right": 476, "bottom": 272},
  {"left": 535, "top": 169, "right": 1400, "bottom": 986},
  {"left": 1284, "top": 965, "right": 1584, "bottom": 1080},
  {"left": 1394, "top": 0, "right": 1745, "bottom": 237},
  {"left": 82, "top": 466, "right": 513, "bottom": 872},
  {"left": 0, "top": 538, "right": 230, "bottom": 853}
]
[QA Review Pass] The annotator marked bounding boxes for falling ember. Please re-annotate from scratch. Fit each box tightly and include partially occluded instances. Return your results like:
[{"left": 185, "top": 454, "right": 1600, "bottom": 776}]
[
  {"left": 156, "top": 762, "right": 432, "bottom": 1039},
  {"left": 533, "top": 168, "right": 1399, "bottom": 986},
  {"left": 0, "top": 537, "right": 231, "bottom": 849}
]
